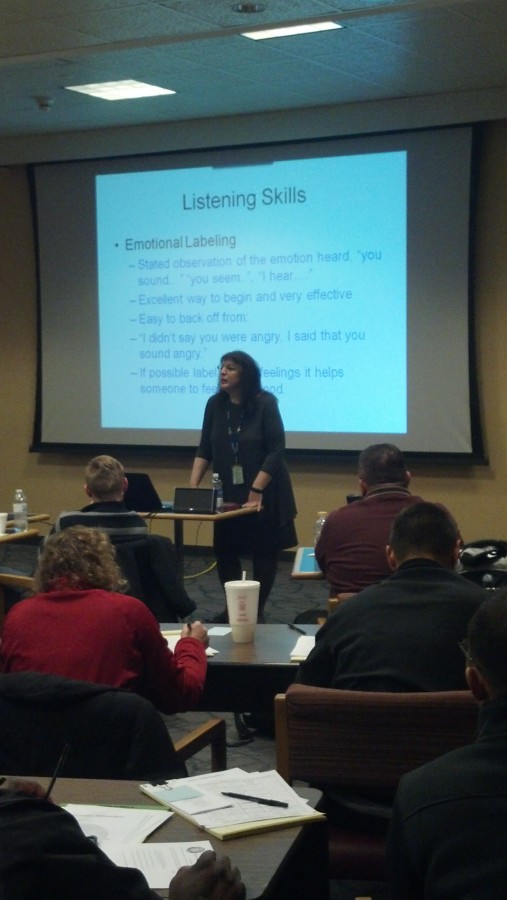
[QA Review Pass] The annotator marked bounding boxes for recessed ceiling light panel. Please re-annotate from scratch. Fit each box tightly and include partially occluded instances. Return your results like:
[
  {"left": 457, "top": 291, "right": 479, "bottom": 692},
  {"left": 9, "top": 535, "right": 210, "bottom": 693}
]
[
  {"left": 65, "top": 80, "right": 175, "bottom": 101},
  {"left": 242, "top": 21, "right": 342, "bottom": 40}
]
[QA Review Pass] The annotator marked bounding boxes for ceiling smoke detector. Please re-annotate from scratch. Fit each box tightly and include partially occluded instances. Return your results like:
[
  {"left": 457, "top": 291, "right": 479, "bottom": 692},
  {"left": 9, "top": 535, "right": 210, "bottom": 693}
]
[
  {"left": 232, "top": 3, "right": 266, "bottom": 12},
  {"left": 35, "top": 96, "right": 54, "bottom": 111}
]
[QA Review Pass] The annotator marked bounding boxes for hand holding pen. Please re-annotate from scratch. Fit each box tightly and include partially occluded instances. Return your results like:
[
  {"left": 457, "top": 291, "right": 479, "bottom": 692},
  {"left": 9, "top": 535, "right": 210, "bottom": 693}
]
[
  {"left": 44, "top": 742, "right": 72, "bottom": 800},
  {"left": 0, "top": 777, "right": 48, "bottom": 800},
  {"left": 181, "top": 620, "right": 209, "bottom": 647}
]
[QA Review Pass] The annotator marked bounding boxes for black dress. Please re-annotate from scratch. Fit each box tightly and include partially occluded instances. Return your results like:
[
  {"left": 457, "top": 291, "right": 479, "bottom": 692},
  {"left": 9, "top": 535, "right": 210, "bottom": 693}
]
[{"left": 196, "top": 391, "right": 297, "bottom": 604}]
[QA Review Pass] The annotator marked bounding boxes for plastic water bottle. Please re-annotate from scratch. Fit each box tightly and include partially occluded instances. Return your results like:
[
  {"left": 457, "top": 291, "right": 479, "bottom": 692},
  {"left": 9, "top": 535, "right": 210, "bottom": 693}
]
[
  {"left": 313, "top": 511, "right": 327, "bottom": 547},
  {"left": 13, "top": 488, "right": 28, "bottom": 532},
  {"left": 212, "top": 473, "right": 224, "bottom": 512}
]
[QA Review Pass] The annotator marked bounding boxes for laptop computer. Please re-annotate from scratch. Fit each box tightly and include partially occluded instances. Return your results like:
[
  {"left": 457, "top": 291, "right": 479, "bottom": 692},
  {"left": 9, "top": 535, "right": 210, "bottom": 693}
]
[
  {"left": 173, "top": 487, "right": 215, "bottom": 514},
  {"left": 124, "top": 473, "right": 171, "bottom": 512}
]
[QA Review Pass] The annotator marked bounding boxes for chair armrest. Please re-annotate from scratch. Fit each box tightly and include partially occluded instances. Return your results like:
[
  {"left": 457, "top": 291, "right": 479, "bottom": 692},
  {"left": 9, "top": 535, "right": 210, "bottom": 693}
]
[
  {"left": 174, "top": 717, "right": 227, "bottom": 771},
  {"left": 0, "top": 574, "right": 35, "bottom": 591},
  {"left": 328, "top": 593, "right": 356, "bottom": 613},
  {"left": 274, "top": 693, "right": 291, "bottom": 783},
  {"left": 0, "top": 529, "right": 40, "bottom": 543}
]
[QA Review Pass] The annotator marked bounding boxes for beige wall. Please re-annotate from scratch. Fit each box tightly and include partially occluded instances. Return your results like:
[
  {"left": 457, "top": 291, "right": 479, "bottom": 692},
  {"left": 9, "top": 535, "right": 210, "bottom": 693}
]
[{"left": 1, "top": 121, "right": 507, "bottom": 548}]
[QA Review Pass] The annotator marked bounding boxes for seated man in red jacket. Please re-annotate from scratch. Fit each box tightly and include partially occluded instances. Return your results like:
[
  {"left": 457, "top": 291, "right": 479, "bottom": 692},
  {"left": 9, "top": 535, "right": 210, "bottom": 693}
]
[{"left": 0, "top": 526, "right": 207, "bottom": 715}]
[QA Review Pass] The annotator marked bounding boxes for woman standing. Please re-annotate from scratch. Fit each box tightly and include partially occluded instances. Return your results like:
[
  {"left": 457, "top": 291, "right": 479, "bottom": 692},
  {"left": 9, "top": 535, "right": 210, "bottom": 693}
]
[{"left": 190, "top": 350, "right": 297, "bottom": 622}]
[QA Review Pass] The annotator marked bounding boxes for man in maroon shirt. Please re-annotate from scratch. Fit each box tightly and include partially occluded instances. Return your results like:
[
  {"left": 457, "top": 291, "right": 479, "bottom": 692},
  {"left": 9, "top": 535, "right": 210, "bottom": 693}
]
[{"left": 315, "top": 443, "right": 445, "bottom": 597}]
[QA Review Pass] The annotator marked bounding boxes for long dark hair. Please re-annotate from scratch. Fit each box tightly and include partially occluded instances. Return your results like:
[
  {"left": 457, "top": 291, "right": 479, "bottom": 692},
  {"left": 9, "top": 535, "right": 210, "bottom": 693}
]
[{"left": 217, "top": 350, "right": 265, "bottom": 414}]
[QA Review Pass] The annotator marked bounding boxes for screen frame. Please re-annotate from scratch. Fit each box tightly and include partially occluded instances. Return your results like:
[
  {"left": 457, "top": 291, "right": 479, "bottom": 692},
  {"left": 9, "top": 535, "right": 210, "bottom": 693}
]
[{"left": 29, "top": 123, "right": 486, "bottom": 464}]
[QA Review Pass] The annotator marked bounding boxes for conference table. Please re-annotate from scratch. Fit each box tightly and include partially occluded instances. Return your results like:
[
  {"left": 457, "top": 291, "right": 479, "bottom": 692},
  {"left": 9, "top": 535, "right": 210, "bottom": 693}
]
[
  {"left": 48, "top": 777, "right": 328, "bottom": 899},
  {"left": 163, "top": 624, "right": 320, "bottom": 713},
  {"left": 143, "top": 507, "right": 259, "bottom": 580},
  {"left": 0, "top": 513, "right": 50, "bottom": 541}
]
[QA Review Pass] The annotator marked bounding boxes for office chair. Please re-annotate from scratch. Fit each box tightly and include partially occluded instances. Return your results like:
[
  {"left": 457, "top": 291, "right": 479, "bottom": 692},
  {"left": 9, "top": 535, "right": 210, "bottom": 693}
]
[
  {"left": 0, "top": 671, "right": 226, "bottom": 781},
  {"left": 275, "top": 683, "right": 478, "bottom": 883},
  {"left": 113, "top": 534, "right": 195, "bottom": 621}
]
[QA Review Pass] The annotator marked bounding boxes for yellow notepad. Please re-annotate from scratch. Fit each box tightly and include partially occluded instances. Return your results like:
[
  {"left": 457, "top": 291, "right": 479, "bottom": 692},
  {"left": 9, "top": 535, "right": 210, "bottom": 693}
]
[{"left": 140, "top": 769, "right": 325, "bottom": 840}]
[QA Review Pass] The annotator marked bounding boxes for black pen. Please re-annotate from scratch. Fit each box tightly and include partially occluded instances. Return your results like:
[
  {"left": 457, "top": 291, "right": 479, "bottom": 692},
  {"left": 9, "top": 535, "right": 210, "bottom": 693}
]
[
  {"left": 288, "top": 623, "right": 306, "bottom": 635},
  {"left": 221, "top": 791, "right": 289, "bottom": 808},
  {"left": 44, "top": 742, "right": 71, "bottom": 800}
]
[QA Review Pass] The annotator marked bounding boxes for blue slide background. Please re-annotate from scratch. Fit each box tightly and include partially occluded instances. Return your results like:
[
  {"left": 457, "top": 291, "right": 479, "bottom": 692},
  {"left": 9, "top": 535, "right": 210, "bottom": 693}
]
[{"left": 96, "top": 150, "right": 407, "bottom": 434}]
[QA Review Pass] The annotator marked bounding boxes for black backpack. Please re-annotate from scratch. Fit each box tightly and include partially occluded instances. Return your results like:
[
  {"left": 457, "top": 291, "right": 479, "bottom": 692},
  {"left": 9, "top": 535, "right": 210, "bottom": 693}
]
[{"left": 457, "top": 539, "right": 507, "bottom": 588}]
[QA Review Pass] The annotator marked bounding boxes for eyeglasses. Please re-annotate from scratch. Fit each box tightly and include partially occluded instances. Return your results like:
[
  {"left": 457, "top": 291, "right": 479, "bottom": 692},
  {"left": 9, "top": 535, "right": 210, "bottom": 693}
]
[{"left": 458, "top": 639, "right": 475, "bottom": 666}]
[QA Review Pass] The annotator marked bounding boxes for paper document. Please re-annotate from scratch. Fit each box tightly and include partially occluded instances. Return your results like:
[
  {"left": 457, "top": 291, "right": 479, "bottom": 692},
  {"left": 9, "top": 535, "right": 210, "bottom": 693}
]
[
  {"left": 63, "top": 804, "right": 172, "bottom": 846},
  {"left": 140, "top": 768, "right": 324, "bottom": 839},
  {"left": 290, "top": 635, "right": 315, "bottom": 661},
  {"left": 101, "top": 840, "right": 213, "bottom": 889},
  {"left": 161, "top": 631, "right": 218, "bottom": 657}
]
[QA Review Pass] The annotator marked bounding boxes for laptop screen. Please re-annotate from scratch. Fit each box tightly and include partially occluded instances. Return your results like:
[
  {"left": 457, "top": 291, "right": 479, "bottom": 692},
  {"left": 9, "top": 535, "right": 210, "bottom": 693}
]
[
  {"left": 173, "top": 487, "right": 215, "bottom": 514},
  {"left": 124, "top": 473, "right": 163, "bottom": 512}
]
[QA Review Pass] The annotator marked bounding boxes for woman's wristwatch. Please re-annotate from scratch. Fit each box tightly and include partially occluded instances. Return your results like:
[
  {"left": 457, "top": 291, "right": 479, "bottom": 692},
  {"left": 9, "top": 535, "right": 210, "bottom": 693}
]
[{"left": 250, "top": 486, "right": 263, "bottom": 495}]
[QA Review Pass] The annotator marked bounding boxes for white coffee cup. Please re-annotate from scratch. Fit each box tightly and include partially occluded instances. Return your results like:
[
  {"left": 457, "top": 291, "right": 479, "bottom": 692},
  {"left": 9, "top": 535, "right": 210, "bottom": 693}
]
[
  {"left": 225, "top": 579, "right": 260, "bottom": 643},
  {"left": 0, "top": 513, "right": 8, "bottom": 535}
]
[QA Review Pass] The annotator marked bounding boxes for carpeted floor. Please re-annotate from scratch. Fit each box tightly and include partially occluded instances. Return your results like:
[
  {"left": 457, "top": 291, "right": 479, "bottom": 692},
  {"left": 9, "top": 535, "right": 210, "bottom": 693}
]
[{"left": 181, "top": 548, "right": 328, "bottom": 625}]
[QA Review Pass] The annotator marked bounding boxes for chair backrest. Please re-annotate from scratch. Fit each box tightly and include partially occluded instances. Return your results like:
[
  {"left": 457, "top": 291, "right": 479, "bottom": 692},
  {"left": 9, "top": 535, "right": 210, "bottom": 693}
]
[
  {"left": 0, "top": 574, "right": 35, "bottom": 626},
  {"left": 0, "top": 671, "right": 187, "bottom": 780},
  {"left": 275, "top": 683, "right": 478, "bottom": 788},
  {"left": 113, "top": 534, "right": 195, "bottom": 620}
]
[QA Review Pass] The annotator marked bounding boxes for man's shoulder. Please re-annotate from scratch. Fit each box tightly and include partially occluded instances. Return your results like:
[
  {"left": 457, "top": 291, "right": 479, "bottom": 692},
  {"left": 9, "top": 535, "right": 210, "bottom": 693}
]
[
  {"left": 397, "top": 741, "right": 475, "bottom": 811},
  {"left": 390, "top": 562, "right": 486, "bottom": 598},
  {"left": 53, "top": 510, "right": 88, "bottom": 531},
  {"left": 325, "top": 500, "right": 366, "bottom": 522},
  {"left": 55, "top": 506, "right": 147, "bottom": 532},
  {"left": 325, "top": 489, "right": 416, "bottom": 519},
  {"left": 424, "top": 564, "right": 488, "bottom": 597}
]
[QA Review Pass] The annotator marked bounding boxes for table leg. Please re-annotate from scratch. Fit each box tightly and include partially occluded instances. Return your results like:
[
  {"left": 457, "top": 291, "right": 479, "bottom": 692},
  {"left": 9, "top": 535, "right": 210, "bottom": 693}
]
[{"left": 173, "top": 519, "right": 184, "bottom": 581}]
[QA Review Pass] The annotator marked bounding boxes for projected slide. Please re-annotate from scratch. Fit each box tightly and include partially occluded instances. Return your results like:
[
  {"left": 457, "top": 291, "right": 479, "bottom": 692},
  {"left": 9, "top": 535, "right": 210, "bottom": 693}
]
[
  {"left": 34, "top": 126, "right": 477, "bottom": 455},
  {"left": 96, "top": 151, "right": 407, "bottom": 434}
]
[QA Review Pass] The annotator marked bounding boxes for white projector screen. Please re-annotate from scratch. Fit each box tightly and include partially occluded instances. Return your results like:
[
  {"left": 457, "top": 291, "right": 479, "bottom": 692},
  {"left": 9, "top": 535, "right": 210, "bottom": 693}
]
[{"left": 31, "top": 125, "right": 484, "bottom": 460}]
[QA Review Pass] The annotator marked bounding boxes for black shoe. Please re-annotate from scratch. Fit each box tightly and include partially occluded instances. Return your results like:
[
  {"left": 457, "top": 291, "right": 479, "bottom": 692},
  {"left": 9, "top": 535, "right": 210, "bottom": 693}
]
[{"left": 211, "top": 608, "right": 229, "bottom": 624}]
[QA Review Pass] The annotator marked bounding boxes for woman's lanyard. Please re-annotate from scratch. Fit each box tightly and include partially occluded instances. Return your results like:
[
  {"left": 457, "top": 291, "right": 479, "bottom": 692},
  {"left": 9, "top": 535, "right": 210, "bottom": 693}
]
[
  {"left": 227, "top": 406, "right": 244, "bottom": 463},
  {"left": 227, "top": 406, "right": 245, "bottom": 485}
]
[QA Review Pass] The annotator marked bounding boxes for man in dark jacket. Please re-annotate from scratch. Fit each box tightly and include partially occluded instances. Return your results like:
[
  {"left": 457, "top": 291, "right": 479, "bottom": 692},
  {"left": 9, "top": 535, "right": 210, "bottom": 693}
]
[
  {"left": 387, "top": 592, "right": 507, "bottom": 899},
  {"left": 52, "top": 454, "right": 148, "bottom": 539},
  {"left": 297, "top": 501, "right": 485, "bottom": 692},
  {"left": 52, "top": 454, "right": 195, "bottom": 619}
]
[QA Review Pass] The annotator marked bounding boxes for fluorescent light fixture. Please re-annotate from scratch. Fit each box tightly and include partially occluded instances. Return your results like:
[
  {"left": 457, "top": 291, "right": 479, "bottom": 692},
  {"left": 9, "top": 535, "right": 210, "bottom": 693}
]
[
  {"left": 242, "top": 20, "right": 342, "bottom": 40},
  {"left": 65, "top": 80, "right": 175, "bottom": 100}
]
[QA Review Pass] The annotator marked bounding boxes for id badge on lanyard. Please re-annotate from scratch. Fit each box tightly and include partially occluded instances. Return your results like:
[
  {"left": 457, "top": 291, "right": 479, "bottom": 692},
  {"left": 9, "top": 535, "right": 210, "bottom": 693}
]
[{"left": 232, "top": 464, "right": 244, "bottom": 485}]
